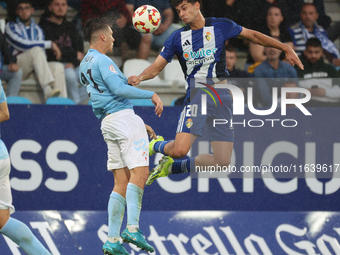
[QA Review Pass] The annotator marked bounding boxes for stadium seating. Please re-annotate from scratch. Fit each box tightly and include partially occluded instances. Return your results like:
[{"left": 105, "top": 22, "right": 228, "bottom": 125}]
[
  {"left": 164, "top": 59, "right": 186, "bottom": 88},
  {"left": 6, "top": 96, "right": 33, "bottom": 104},
  {"left": 46, "top": 97, "right": 76, "bottom": 105},
  {"left": 123, "top": 59, "right": 172, "bottom": 86}
]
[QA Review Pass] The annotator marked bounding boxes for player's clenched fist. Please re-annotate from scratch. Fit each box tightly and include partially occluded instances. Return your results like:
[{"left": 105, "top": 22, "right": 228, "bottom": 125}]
[{"left": 128, "top": 75, "right": 141, "bottom": 86}]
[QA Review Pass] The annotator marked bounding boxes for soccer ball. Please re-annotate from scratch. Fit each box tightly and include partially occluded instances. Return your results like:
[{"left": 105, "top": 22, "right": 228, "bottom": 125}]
[{"left": 132, "top": 5, "right": 161, "bottom": 34}]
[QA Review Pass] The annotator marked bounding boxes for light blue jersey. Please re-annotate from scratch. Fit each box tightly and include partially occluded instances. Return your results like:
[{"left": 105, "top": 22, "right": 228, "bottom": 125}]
[
  {"left": 79, "top": 49, "right": 154, "bottom": 119},
  {"left": 0, "top": 81, "right": 8, "bottom": 160}
]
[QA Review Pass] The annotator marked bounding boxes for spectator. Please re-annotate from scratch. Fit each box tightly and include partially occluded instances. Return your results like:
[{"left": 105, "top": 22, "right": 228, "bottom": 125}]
[
  {"left": 226, "top": 45, "right": 252, "bottom": 91},
  {"left": 226, "top": 45, "right": 255, "bottom": 105},
  {"left": 247, "top": 5, "right": 293, "bottom": 68},
  {"left": 0, "top": 31, "right": 23, "bottom": 96},
  {"left": 327, "top": 21, "right": 340, "bottom": 42},
  {"left": 224, "top": 0, "right": 287, "bottom": 31},
  {"left": 287, "top": 3, "right": 340, "bottom": 67},
  {"left": 125, "top": 0, "right": 182, "bottom": 60},
  {"left": 253, "top": 38, "right": 298, "bottom": 107},
  {"left": 5, "top": 0, "right": 67, "bottom": 100},
  {"left": 39, "top": 0, "right": 86, "bottom": 104},
  {"left": 285, "top": 0, "right": 331, "bottom": 29},
  {"left": 81, "top": 0, "right": 142, "bottom": 61},
  {"left": 224, "top": 0, "right": 287, "bottom": 51},
  {"left": 295, "top": 38, "right": 340, "bottom": 107},
  {"left": 277, "top": 80, "right": 301, "bottom": 107}
]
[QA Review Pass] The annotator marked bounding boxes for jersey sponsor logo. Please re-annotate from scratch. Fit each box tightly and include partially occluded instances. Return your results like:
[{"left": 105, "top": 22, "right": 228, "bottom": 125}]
[
  {"left": 109, "top": 65, "right": 117, "bottom": 73},
  {"left": 183, "top": 48, "right": 217, "bottom": 60},
  {"left": 187, "top": 55, "right": 215, "bottom": 66}
]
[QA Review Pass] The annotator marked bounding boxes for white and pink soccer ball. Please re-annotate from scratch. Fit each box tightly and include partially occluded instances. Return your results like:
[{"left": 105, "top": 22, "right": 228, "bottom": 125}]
[{"left": 132, "top": 5, "right": 161, "bottom": 34}]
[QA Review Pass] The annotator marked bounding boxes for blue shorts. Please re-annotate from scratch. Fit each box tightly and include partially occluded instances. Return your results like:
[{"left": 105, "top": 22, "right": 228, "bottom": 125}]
[{"left": 176, "top": 89, "right": 234, "bottom": 142}]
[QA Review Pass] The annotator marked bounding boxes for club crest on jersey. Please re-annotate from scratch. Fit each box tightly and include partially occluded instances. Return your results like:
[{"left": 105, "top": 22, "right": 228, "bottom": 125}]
[
  {"left": 205, "top": 32, "right": 211, "bottom": 41},
  {"left": 142, "top": 151, "right": 148, "bottom": 161},
  {"left": 186, "top": 118, "right": 193, "bottom": 128},
  {"left": 109, "top": 65, "right": 117, "bottom": 73}
]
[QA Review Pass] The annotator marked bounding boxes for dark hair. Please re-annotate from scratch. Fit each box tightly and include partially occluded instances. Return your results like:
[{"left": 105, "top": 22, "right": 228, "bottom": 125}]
[
  {"left": 16, "top": 0, "right": 33, "bottom": 8},
  {"left": 40, "top": 0, "right": 56, "bottom": 20},
  {"left": 170, "top": 0, "right": 202, "bottom": 8},
  {"left": 225, "top": 44, "right": 236, "bottom": 53},
  {"left": 306, "top": 38, "right": 322, "bottom": 48},
  {"left": 301, "top": 3, "right": 317, "bottom": 13},
  {"left": 83, "top": 17, "right": 111, "bottom": 42}
]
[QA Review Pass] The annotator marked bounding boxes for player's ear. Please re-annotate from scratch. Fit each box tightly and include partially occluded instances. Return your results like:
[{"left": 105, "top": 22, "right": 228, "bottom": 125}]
[{"left": 100, "top": 33, "right": 106, "bottom": 42}]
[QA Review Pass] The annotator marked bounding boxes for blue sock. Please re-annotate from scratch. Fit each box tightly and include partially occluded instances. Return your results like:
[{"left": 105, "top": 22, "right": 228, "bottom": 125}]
[
  {"left": 0, "top": 217, "right": 51, "bottom": 255},
  {"left": 172, "top": 157, "right": 195, "bottom": 174},
  {"left": 108, "top": 191, "right": 126, "bottom": 238},
  {"left": 154, "top": 141, "right": 170, "bottom": 155},
  {"left": 126, "top": 183, "right": 143, "bottom": 228}
]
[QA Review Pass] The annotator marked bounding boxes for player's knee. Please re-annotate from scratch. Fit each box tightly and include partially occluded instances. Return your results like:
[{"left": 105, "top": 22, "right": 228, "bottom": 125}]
[
  {"left": 215, "top": 158, "right": 231, "bottom": 168},
  {"left": 172, "top": 147, "right": 189, "bottom": 158}
]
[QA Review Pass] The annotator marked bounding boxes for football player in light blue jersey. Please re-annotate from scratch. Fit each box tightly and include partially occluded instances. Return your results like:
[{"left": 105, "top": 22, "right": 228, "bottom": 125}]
[
  {"left": 80, "top": 17, "right": 162, "bottom": 255},
  {"left": 128, "top": 0, "right": 304, "bottom": 185},
  {"left": 0, "top": 81, "right": 51, "bottom": 255}
]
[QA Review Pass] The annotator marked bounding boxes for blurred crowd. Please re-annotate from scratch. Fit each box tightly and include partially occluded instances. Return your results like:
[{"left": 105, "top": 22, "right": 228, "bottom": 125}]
[{"left": 0, "top": 0, "right": 339, "bottom": 107}]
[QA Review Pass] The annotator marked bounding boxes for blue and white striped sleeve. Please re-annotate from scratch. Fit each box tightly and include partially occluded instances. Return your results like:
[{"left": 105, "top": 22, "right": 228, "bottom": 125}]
[{"left": 5, "top": 22, "right": 51, "bottom": 52}]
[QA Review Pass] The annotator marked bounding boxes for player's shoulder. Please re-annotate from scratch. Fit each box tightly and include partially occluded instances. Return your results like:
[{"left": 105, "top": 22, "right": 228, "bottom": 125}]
[
  {"left": 170, "top": 25, "right": 187, "bottom": 37},
  {"left": 209, "top": 17, "right": 237, "bottom": 26}
]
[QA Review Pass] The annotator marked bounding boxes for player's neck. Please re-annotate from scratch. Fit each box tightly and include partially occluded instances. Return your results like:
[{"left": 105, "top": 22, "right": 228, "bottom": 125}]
[
  {"left": 189, "top": 14, "right": 205, "bottom": 30},
  {"left": 90, "top": 43, "right": 107, "bottom": 54}
]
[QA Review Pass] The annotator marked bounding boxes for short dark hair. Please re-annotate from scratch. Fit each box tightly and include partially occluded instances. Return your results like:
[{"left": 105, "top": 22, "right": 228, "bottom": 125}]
[
  {"left": 225, "top": 44, "right": 236, "bottom": 53},
  {"left": 16, "top": 0, "right": 33, "bottom": 8},
  {"left": 170, "top": 0, "right": 202, "bottom": 8},
  {"left": 306, "top": 38, "right": 322, "bottom": 48},
  {"left": 83, "top": 17, "right": 111, "bottom": 42},
  {"left": 301, "top": 3, "right": 317, "bottom": 13}
]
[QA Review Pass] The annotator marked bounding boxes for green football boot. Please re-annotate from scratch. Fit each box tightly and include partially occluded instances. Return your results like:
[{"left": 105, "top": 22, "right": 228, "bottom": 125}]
[
  {"left": 149, "top": 135, "right": 164, "bottom": 156},
  {"left": 121, "top": 228, "right": 154, "bottom": 253},
  {"left": 102, "top": 240, "right": 129, "bottom": 255},
  {"left": 146, "top": 156, "right": 174, "bottom": 185}
]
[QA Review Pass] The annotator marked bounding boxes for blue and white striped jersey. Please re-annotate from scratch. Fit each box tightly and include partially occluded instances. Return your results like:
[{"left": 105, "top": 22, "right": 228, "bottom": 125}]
[
  {"left": 79, "top": 49, "right": 154, "bottom": 119},
  {"left": 160, "top": 17, "right": 242, "bottom": 97},
  {"left": 5, "top": 17, "right": 52, "bottom": 56},
  {"left": 0, "top": 81, "right": 8, "bottom": 160}
]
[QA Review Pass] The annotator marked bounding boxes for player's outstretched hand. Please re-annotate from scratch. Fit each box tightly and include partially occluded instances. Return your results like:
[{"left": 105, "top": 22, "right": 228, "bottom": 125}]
[
  {"left": 151, "top": 93, "right": 163, "bottom": 117},
  {"left": 128, "top": 75, "right": 141, "bottom": 86},
  {"left": 285, "top": 46, "right": 304, "bottom": 70},
  {"left": 145, "top": 124, "right": 157, "bottom": 139}
]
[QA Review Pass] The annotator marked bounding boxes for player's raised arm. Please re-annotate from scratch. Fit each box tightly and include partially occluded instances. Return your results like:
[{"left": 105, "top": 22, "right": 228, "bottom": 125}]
[
  {"left": 238, "top": 27, "right": 304, "bottom": 70},
  {"left": 128, "top": 55, "right": 168, "bottom": 86}
]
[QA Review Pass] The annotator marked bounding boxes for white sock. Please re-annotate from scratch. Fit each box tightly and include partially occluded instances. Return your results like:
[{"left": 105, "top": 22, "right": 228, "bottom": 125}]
[
  {"left": 127, "top": 225, "right": 138, "bottom": 232},
  {"left": 107, "top": 237, "right": 120, "bottom": 243}
]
